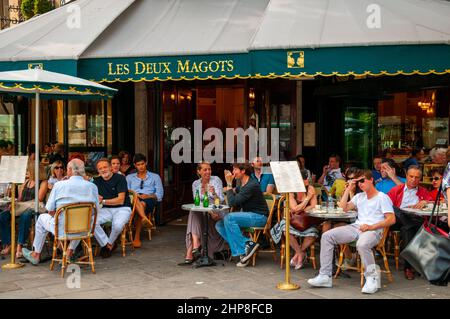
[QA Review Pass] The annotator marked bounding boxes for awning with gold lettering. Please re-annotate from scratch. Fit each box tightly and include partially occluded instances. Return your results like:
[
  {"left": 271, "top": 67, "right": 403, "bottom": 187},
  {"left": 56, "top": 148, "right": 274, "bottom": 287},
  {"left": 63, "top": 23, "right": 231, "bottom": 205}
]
[{"left": 1, "top": 0, "right": 450, "bottom": 81}]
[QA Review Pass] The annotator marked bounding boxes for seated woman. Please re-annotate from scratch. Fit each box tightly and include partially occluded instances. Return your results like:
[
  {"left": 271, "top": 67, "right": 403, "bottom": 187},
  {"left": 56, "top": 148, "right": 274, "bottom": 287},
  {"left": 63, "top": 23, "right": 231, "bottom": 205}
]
[
  {"left": 270, "top": 169, "right": 319, "bottom": 269},
  {"left": 41, "top": 160, "right": 66, "bottom": 192},
  {"left": 0, "top": 164, "right": 47, "bottom": 258},
  {"left": 110, "top": 155, "right": 124, "bottom": 175},
  {"left": 119, "top": 150, "right": 135, "bottom": 176},
  {"left": 179, "top": 161, "right": 226, "bottom": 265},
  {"left": 429, "top": 167, "right": 445, "bottom": 202}
]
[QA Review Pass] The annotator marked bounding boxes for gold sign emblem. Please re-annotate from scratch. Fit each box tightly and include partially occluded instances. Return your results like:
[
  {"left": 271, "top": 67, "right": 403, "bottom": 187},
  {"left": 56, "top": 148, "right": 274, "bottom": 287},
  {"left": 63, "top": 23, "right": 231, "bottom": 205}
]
[
  {"left": 28, "top": 63, "right": 43, "bottom": 70},
  {"left": 287, "top": 51, "right": 304, "bottom": 68}
]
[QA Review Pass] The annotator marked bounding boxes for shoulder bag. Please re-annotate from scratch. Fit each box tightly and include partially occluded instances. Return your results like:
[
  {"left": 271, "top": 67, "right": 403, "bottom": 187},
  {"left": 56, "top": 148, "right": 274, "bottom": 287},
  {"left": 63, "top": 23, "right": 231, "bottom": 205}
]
[{"left": 400, "top": 185, "right": 450, "bottom": 285}]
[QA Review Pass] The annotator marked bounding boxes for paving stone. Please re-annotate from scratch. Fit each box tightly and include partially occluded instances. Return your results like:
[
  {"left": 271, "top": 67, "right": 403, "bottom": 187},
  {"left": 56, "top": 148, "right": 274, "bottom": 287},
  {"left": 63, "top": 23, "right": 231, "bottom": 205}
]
[{"left": 0, "top": 225, "right": 449, "bottom": 299}]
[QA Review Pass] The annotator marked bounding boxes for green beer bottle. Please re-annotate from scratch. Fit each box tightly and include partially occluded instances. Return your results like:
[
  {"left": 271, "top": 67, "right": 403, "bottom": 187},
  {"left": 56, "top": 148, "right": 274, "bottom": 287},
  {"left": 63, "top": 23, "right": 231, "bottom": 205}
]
[
  {"left": 194, "top": 190, "right": 200, "bottom": 206},
  {"left": 203, "top": 192, "right": 209, "bottom": 208}
]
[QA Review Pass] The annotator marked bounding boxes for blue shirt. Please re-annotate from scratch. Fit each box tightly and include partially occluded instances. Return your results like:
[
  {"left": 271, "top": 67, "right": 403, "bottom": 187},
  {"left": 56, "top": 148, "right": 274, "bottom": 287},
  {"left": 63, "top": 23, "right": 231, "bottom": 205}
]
[
  {"left": 372, "top": 170, "right": 382, "bottom": 184},
  {"left": 45, "top": 175, "right": 100, "bottom": 237},
  {"left": 403, "top": 157, "right": 419, "bottom": 171},
  {"left": 251, "top": 173, "right": 275, "bottom": 193},
  {"left": 375, "top": 176, "right": 406, "bottom": 194},
  {"left": 126, "top": 171, "right": 164, "bottom": 202}
]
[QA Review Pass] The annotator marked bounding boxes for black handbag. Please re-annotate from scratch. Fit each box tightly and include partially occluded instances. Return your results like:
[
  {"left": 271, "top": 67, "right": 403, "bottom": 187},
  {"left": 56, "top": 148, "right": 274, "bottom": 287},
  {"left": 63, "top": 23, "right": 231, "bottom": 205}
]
[{"left": 400, "top": 185, "right": 450, "bottom": 285}]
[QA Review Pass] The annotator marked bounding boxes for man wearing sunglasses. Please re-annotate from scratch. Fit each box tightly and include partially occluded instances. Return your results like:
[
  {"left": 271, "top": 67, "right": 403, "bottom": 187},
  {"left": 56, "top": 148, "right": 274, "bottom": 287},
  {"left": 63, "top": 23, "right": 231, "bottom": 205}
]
[
  {"left": 93, "top": 158, "right": 132, "bottom": 258},
  {"left": 387, "top": 165, "right": 432, "bottom": 280},
  {"left": 126, "top": 153, "right": 164, "bottom": 248},
  {"left": 308, "top": 170, "right": 395, "bottom": 294}
]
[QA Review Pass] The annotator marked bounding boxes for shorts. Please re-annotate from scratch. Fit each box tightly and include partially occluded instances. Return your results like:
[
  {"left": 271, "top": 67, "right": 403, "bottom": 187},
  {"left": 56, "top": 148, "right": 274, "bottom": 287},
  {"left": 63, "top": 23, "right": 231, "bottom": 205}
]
[{"left": 138, "top": 197, "right": 156, "bottom": 214}]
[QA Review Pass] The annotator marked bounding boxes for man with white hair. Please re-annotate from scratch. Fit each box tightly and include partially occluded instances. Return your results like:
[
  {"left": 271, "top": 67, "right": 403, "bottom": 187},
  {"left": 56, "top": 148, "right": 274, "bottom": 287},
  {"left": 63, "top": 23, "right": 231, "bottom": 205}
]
[
  {"left": 22, "top": 159, "right": 100, "bottom": 265},
  {"left": 430, "top": 147, "right": 447, "bottom": 165}
]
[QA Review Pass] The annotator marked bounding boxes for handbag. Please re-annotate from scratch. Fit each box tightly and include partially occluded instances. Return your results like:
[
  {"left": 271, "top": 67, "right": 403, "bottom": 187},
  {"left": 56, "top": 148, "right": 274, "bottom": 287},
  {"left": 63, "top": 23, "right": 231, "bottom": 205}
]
[
  {"left": 290, "top": 212, "right": 321, "bottom": 231},
  {"left": 14, "top": 200, "right": 46, "bottom": 216},
  {"left": 400, "top": 185, "right": 450, "bottom": 285}
]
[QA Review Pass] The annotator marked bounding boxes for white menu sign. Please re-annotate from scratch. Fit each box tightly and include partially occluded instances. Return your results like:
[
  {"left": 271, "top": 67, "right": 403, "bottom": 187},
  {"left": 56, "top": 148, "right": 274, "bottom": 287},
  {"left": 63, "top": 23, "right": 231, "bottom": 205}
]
[
  {"left": 270, "top": 161, "right": 306, "bottom": 193},
  {"left": 0, "top": 156, "right": 29, "bottom": 184}
]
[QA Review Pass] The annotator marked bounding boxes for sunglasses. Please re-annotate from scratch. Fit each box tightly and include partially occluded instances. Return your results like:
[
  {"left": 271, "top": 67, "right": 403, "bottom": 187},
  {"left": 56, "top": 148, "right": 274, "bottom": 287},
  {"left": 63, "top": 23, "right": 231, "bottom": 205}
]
[
  {"left": 356, "top": 178, "right": 366, "bottom": 184},
  {"left": 54, "top": 166, "right": 63, "bottom": 170},
  {"left": 431, "top": 177, "right": 441, "bottom": 181},
  {"left": 140, "top": 179, "right": 144, "bottom": 189}
]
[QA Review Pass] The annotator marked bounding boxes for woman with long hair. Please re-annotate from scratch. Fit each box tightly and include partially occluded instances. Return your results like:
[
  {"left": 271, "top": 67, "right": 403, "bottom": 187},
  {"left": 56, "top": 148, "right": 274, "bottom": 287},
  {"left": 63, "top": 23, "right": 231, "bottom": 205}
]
[{"left": 0, "top": 163, "right": 47, "bottom": 258}]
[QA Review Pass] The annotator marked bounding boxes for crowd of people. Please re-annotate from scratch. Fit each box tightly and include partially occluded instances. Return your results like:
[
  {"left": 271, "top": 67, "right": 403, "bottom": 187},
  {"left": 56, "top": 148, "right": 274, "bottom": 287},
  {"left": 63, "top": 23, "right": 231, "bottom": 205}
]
[
  {"left": 0, "top": 145, "right": 164, "bottom": 264},
  {"left": 1, "top": 143, "right": 450, "bottom": 296}
]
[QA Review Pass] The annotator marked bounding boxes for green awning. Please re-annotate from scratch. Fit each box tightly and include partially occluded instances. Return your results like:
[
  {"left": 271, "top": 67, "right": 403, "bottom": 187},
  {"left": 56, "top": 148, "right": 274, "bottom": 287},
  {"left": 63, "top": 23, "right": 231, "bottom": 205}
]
[
  {"left": 78, "top": 53, "right": 252, "bottom": 82},
  {"left": 251, "top": 44, "right": 450, "bottom": 79}
]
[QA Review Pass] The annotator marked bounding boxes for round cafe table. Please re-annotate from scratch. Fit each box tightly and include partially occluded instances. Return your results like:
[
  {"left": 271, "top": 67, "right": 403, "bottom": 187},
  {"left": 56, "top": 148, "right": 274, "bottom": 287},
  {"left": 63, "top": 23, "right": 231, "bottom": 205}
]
[
  {"left": 401, "top": 207, "right": 447, "bottom": 217},
  {"left": 181, "top": 203, "right": 230, "bottom": 268},
  {"left": 306, "top": 209, "right": 357, "bottom": 221}
]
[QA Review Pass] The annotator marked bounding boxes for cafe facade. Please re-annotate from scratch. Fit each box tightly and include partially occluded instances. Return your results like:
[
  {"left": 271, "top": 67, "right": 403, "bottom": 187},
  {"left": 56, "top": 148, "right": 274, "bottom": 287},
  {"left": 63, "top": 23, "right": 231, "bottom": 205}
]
[{"left": 1, "top": 0, "right": 450, "bottom": 223}]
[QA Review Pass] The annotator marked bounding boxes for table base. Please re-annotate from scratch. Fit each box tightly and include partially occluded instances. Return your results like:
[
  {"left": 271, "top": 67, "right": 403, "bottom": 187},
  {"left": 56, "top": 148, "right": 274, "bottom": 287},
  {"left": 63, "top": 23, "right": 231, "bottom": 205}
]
[{"left": 193, "top": 255, "right": 216, "bottom": 268}]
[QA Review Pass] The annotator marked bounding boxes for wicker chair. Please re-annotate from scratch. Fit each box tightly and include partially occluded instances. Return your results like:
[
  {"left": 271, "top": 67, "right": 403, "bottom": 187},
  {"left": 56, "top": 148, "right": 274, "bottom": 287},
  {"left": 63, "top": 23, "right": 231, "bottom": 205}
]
[
  {"left": 334, "top": 227, "right": 393, "bottom": 287},
  {"left": 50, "top": 202, "right": 97, "bottom": 277},
  {"left": 120, "top": 190, "right": 138, "bottom": 257},
  {"left": 242, "top": 193, "right": 278, "bottom": 266},
  {"left": 278, "top": 194, "right": 317, "bottom": 270}
]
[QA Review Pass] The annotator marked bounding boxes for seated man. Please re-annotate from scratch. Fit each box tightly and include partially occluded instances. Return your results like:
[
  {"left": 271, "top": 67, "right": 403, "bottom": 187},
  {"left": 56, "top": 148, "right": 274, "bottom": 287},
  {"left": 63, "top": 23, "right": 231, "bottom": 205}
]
[
  {"left": 318, "top": 154, "right": 343, "bottom": 193},
  {"left": 93, "top": 158, "right": 132, "bottom": 258},
  {"left": 387, "top": 165, "right": 432, "bottom": 280},
  {"left": 126, "top": 153, "right": 164, "bottom": 248},
  {"left": 308, "top": 170, "right": 395, "bottom": 294},
  {"left": 376, "top": 158, "right": 405, "bottom": 194},
  {"left": 22, "top": 159, "right": 100, "bottom": 265},
  {"left": 216, "top": 162, "right": 269, "bottom": 267},
  {"left": 251, "top": 157, "right": 275, "bottom": 194}
]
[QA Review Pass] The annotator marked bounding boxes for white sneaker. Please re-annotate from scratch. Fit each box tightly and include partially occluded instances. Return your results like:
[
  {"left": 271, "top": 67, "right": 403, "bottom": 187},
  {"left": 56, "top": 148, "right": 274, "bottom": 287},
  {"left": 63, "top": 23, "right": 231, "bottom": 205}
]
[
  {"left": 361, "top": 275, "right": 379, "bottom": 294},
  {"left": 307, "top": 274, "right": 332, "bottom": 288},
  {"left": 236, "top": 255, "right": 250, "bottom": 267}
]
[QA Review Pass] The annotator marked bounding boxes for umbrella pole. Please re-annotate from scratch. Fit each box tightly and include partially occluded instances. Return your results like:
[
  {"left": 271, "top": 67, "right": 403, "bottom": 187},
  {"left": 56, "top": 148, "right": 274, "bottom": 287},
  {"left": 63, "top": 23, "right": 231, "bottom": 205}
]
[{"left": 35, "top": 91, "right": 40, "bottom": 214}]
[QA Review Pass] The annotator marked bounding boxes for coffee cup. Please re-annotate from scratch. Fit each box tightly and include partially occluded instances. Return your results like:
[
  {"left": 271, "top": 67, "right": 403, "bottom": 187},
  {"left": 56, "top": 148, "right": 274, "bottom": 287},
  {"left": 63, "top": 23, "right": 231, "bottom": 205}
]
[
  {"left": 315, "top": 205, "right": 321, "bottom": 210},
  {"left": 337, "top": 207, "right": 344, "bottom": 214}
]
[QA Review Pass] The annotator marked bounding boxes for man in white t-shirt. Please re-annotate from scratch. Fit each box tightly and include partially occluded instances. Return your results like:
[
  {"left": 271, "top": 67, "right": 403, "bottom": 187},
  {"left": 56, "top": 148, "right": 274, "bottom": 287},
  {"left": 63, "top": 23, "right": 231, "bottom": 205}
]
[{"left": 308, "top": 170, "right": 396, "bottom": 294}]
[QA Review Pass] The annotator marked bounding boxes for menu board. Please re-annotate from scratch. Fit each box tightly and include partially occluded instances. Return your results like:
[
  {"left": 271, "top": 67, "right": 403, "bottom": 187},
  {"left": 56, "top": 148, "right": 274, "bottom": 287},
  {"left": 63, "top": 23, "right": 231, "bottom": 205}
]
[
  {"left": 0, "top": 156, "right": 28, "bottom": 184},
  {"left": 270, "top": 161, "right": 305, "bottom": 193}
]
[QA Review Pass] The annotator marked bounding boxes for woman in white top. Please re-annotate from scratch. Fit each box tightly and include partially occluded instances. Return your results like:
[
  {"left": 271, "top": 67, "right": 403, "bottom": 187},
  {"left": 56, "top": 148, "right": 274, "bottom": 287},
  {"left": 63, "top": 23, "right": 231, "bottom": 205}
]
[
  {"left": 43, "top": 160, "right": 65, "bottom": 191},
  {"left": 179, "top": 162, "right": 226, "bottom": 265}
]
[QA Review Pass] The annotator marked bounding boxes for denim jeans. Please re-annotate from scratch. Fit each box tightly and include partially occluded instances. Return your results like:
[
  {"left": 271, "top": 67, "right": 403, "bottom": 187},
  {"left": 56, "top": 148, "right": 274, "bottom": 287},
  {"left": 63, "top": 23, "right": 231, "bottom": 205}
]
[
  {"left": 0, "top": 209, "right": 34, "bottom": 246},
  {"left": 215, "top": 212, "right": 267, "bottom": 257}
]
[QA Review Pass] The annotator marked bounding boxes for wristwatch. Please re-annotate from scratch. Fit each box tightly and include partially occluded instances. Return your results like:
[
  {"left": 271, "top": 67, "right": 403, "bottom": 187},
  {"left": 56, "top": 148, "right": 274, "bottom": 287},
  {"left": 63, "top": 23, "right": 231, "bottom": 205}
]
[
  {"left": 227, "top": 183, "right": 232, "bottom": 188},
  {"left": 102, "top": 199, "right": 106, "bottom": 205}
]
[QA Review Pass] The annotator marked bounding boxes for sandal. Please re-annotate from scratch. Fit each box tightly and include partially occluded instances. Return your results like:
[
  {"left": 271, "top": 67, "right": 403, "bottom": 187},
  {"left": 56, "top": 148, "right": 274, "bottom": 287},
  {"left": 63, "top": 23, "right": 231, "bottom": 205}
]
[
  {"left": 0, "top": 245, "right": 11, "bottom": 256},
  {"left": 295, "top": 252, "right": 308, "bottom": 270},
  {"left": 16, "top": 251, "right": 23, "bottom": 259},
  {"left": 177, "top": 259, "right": 194, "bottom": 266}
]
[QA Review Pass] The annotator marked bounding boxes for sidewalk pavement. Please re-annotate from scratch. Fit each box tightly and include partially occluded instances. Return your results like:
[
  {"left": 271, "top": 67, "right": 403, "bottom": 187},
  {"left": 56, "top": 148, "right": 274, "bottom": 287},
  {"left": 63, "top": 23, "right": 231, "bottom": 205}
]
[{"left": 1, "top": 223, "right": 449, "bottom": 299}]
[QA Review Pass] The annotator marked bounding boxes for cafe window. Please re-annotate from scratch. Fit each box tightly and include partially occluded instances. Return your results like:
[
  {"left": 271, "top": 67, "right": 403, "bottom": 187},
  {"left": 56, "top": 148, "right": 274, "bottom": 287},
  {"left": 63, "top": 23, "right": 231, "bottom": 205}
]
[
  {"left": 66, "top": 100, "right": 111, "bottom": 171},
  {"left": 0, "top": 96, "right": 18, "bottom": 157},
  {"left": 378, "top": 89, "right": 449, "bottom": 159}
]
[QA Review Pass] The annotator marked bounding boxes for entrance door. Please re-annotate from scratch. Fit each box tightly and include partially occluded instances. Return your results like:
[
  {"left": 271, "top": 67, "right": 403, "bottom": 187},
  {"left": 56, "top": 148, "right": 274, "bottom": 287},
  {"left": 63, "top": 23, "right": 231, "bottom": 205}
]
[
  {"left": 161, "top": 87, "right": 196, "bottom": 222},
  {"left": 344, "top": 104, "right": 377, "bottom": 169}
]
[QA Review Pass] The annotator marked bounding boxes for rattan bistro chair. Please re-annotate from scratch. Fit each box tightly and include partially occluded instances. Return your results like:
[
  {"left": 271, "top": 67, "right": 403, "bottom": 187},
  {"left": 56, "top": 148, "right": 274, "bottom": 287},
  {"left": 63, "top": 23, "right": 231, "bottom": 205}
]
[
  {"left": 278, "top": 195, "right": 317, "bottom": 270},
  {"left": 334, "top": 227, "right": 393, "bottom": 287},
  {"left": 121, "top": 190, "right": 138, "bottom": 257},
  {"left": 242, "top": 193, "right": 278, "bottom": 266},
  {"left": 50, "top": 202, "right": 97, "bottom": 278}
]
